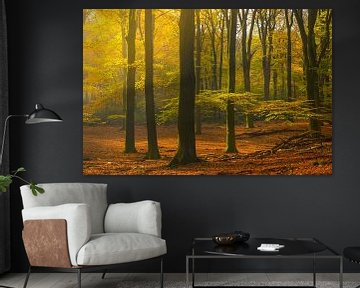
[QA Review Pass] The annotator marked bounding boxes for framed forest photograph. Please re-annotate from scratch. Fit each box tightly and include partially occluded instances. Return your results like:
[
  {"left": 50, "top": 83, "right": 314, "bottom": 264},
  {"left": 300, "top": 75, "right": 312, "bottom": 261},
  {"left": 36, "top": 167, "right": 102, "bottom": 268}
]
[{"left": 83, "top": 9, "right": 332, "bottom": 175}]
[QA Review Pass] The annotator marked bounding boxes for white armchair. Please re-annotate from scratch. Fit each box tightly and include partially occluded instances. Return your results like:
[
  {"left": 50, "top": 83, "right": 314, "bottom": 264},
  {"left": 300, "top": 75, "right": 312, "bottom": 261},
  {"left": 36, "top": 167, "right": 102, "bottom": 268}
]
[{"left": 20, "top": 183, "right": 166, "bottom": 288}]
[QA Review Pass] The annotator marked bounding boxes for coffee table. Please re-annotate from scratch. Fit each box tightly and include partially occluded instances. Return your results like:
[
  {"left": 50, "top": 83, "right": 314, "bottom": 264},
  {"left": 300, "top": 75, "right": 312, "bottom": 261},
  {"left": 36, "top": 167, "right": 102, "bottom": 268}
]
[{"left": 186, "top": 237, "right": 343, "bottom": 288}]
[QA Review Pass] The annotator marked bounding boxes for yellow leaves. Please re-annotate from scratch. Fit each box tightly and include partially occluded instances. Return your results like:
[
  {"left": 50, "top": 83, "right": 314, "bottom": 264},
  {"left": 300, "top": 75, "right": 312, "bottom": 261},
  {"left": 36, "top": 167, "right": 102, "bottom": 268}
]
[
  {"left": 84, "top": 9, "right": 180, "bottom": 108},
  {"left": 83, "top": 9, "right": 126, "bottom": 116},
  {"left": 83, "top": 9, "right": 332, "bottom": 126}
]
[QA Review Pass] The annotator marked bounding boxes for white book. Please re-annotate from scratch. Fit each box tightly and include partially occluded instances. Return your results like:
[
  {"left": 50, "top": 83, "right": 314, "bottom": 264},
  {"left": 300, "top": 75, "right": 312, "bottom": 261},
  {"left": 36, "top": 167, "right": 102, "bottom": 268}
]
[{"left": 257, "top": 243, "right": 285, "bottom": 251}]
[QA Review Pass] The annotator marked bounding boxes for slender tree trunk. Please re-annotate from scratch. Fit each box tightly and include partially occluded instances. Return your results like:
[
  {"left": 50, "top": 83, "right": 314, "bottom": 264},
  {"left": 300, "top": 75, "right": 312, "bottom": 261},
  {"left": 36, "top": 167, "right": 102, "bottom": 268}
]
[
  {"left": 207, "top": 13, "right": 218, "bottom": 90},
  {"left": 144, "top": 9, "right": 160, "bottom": 159},
  {"left": 319, "top": 73, "right": 325, "bottom": 104},
  {"left": 124, "top": 9, "right": 137, "bottom": 153},
  {"left": 258, "top": 21, "right": 270, "bottom": 101},
  {"left": 281, "top": 63, "right": 285, "bottom": 99},
  {"left": 263, "top": 56, "right": 270, "bottom": 100},
  {"left": 225, "top": 9, "right": 238, "bottom": 153},
  {"left": 307, "top": 12, "right": 320, "bottom": 133},
  {"left": 241, "top": 15, "right": 251, "bottom": 92},
  {"left": 294, "top": 9, "right": 321, "bottom": 134},
  {"left": 225, "top": 10, "right": 230, "bottom": 54},
  {"left": 257, "top": 10, "right": 276, "bottom": 101},
  {"left": 170, "top": 9, "right": 199, "bottom": 166},
  {"left": 218, "top": 11, "right": 225, "bottom": 90},
  {"left": 324, "top": 74, "right": 330, "bottom": 99},
  {"left": 285, "top": 9, "right": 293, "bottom": 101},
  {"left": 195, "top": 9, "right": 202, "bottom": 135},
  {"left": 121, "top": 21, "right": 127, "bottom": 130},
  {"left": 273, "top": 68, "right": 278, "bottom": 99},
  {"left": 267, "top": 29, "right": 274, "bottom": 99},
  {"left": 239, "top": 9, "right": 256, "bottom": 128},
  {"left": 211, "top": 43, "right": 218, "bottom": 90}
]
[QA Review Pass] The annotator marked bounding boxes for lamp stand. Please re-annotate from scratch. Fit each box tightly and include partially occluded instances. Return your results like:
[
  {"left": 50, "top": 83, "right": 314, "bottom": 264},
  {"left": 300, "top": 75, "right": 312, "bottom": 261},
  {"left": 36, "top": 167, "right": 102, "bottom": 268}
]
[{"left": 0, "top": 115, "right": 28, "bottom": 169}]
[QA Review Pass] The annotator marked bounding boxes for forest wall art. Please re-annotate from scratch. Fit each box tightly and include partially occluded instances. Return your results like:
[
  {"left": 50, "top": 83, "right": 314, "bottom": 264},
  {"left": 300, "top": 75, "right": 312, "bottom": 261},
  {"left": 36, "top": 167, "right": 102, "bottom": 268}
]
[{"left": 83, "top": 9, "right": 332, "bottom": 175}]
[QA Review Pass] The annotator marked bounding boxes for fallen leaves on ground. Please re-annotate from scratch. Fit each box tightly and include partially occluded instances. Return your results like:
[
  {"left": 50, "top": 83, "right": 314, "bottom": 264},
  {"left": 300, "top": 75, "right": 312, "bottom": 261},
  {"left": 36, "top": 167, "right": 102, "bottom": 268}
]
[{"left": 83, "top": 121, "right": 332, "bottom": 175}]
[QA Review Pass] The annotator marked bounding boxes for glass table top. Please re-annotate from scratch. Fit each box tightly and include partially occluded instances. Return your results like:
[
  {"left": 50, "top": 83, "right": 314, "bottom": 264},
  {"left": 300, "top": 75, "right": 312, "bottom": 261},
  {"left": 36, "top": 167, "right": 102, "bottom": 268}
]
[{"left": 191, "top": 238, "right": 340, "bottom": 257}]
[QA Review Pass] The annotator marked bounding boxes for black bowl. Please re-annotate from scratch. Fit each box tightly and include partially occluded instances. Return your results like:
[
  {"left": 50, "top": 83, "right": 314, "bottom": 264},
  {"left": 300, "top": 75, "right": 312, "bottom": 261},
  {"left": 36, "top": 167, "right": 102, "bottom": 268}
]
[
  {"left": 233, "top": 230, "right": 250, "bottom": 242},
  {"left": 212, "top": 234, "right": 237, "bottom": 245},
  {"left": 212, "top": 231, "right": 250, "bottom": 246}
]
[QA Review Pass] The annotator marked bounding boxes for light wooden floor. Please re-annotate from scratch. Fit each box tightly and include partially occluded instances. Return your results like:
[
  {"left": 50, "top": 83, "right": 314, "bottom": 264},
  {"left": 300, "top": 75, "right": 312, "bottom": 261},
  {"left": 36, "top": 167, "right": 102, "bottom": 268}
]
[{"left": 0, "top": 273, "right": 359, "bottom": 288}]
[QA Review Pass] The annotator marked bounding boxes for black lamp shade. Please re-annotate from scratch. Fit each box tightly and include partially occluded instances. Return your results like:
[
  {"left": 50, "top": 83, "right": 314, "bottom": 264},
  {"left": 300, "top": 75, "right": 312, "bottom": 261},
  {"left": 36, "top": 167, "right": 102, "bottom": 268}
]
[{"left": 25, "top": 104, "right": 63, "bottom": 124}]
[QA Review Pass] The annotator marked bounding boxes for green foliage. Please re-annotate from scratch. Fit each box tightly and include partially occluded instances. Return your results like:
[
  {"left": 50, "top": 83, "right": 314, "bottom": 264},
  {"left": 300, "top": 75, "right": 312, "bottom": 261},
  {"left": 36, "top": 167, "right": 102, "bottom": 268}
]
[
  {"left": 107, "top": 114, "right": 125, "bottom": 120},
  {"left": 157, "top": 98, "right": 178, "bottom": 124},
  {"left": 84, "top": 90, "right": 123, "bottom": 122},
  {"left": 252, "top": 99, "right": 331, "bottom": 122},
  {"left": 0, "top": 167, "right": 44, "bottom": 196},
  {"left": 0, "top": 175, "right": 12, "bottom": 192},
  {"left": 157, "top": 91, "right": 261, "bottom": 124},
  {"left": 15, "top": 167, "right": 26, "bottom": 173},
  {"left": 30, "top": 182, "right": 45, "bottom": 196},
  {"left": 197, "top": 90, "right": 261, "bottom": 112},
  {"left": 106, "top": 114, "right": 125, "bottom": 124},
  {"left": 157, "top": 91, "right": 331, "bottom": 125},
  {"left": 83, "top": 112, "right": 104, "bottom": 126}
]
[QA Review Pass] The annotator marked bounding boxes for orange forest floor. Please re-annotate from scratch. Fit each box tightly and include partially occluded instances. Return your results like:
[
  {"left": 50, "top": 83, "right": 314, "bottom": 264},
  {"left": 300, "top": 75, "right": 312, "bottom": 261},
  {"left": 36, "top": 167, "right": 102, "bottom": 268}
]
[{"left": 83, "top": 121, "right": 332, "bottom": 175}]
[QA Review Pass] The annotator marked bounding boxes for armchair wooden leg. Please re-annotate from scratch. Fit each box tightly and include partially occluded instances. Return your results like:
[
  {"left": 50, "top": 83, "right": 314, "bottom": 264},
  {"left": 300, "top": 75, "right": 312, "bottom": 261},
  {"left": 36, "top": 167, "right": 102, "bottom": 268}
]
[
  {"left": 160, "top": 257, "right": 164, "bottom": 288},
  {"left": 77, "top": 268, "right": 81, "bottom": 288},
  {"left": 22, "top": 266, "right": 31, "bottom": 288},
  {"left": 101, "top": 270, "right": 107, "bottom": 279}
]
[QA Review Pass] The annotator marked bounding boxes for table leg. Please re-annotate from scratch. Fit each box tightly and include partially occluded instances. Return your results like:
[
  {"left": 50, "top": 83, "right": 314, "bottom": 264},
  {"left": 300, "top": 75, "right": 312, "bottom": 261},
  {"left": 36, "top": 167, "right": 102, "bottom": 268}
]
[
  {"left": 186, "top": 257, "right": 189, "bottom": 288},
  {"left": 313, "top": 254, "right": 316, "bottom": 287},
  {"left": 339, "top": 257, "right": 343, "bottom": 288},
  {"left": 192, "top": 257, "right": 195, "bottom": 288},
  {"left": 192, "top": 247, "right": 195, "bottom": 288}
]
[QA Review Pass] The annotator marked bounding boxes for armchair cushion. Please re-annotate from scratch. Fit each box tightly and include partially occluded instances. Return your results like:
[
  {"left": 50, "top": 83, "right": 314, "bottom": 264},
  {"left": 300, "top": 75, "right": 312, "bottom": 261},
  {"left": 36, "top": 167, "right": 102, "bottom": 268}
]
[
  {"left": 22, "top": 203, "right": 91, "bottom": 266},
  {"left": 104, "top": 201, "right": 162, "bottom": 237},
  {"left": 76, "top": 233, "right": 166, "bottom": 266},
  {"left": 21, "top": 183, "right": 108, "bottom": 234}
]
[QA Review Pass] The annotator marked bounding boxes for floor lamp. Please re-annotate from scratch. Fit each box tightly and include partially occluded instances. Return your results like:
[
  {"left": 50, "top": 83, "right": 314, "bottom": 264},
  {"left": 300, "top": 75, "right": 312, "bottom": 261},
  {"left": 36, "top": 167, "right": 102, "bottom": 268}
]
[
  {"left": 0, "top": 103, "right": 62, "bottom": 288},
  {"left": 0, "top": 104, "right": 63, "bottom": 167}
]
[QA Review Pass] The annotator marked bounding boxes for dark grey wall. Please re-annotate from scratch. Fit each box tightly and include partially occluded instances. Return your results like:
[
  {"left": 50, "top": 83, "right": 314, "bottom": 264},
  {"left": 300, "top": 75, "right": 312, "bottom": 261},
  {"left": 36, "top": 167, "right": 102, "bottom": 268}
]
[{"left": 5, "top": 0, "right": 360, "bottom": 273}]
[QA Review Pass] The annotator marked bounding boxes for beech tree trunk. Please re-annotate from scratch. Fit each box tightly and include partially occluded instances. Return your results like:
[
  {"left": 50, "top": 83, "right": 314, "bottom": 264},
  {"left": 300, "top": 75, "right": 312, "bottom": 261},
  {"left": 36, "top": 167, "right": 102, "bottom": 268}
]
[
  {"left": 273, "top": 68, "right": 278, "bottom": 99},
  {"left": 306, "top": 10, "right": 321, "bottom": 132},
  {"left": 225, "top": 9, "right": 238, "bottom": 153},
  {"left": 124, "top": 9, "right": 137, "bottom": 153},
  {"left": 285, "top": 9, "right": 293, "bottom": 101},
  {"left": 294, "top": 9, "right": 331, "bottom": 134},
  {"left": 206, "top": 11, "right": 218, "bottom": 90},
  {"left": 239, "top": 9, "right": 256, "bottom": 128},
  {"left": 281, "top": 63, "right": 285, "bottom": 99},
  {"left": 257, "top": 9, "right": 276, "bottom": 101},
  {"left": 239, "top": 10, "right": 253, "bottom": 92},
  {"left": 121, "top": 17, "right": 127, "bottom": 130},
  {"left": 170, "top": 9, "right": 199, "bottom": 166},
  {"left": 218, "top": 10, "right": 226, "bottom": 90},
  {"left": 144, "top": 9, "right": 160, "bottom": 159},
  {"left": 195, "top": 9, "right": 202, "bottom": 135}
]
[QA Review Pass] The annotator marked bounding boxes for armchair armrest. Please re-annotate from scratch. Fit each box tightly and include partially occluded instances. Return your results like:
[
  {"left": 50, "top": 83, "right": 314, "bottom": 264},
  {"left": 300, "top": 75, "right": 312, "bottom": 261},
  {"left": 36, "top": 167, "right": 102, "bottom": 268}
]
[
  {"left": 104, "top": 200, "right": 162, "bottom": 237},
  {"left": 22, "top": 203, "right": 91, "bottom": 266}
]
